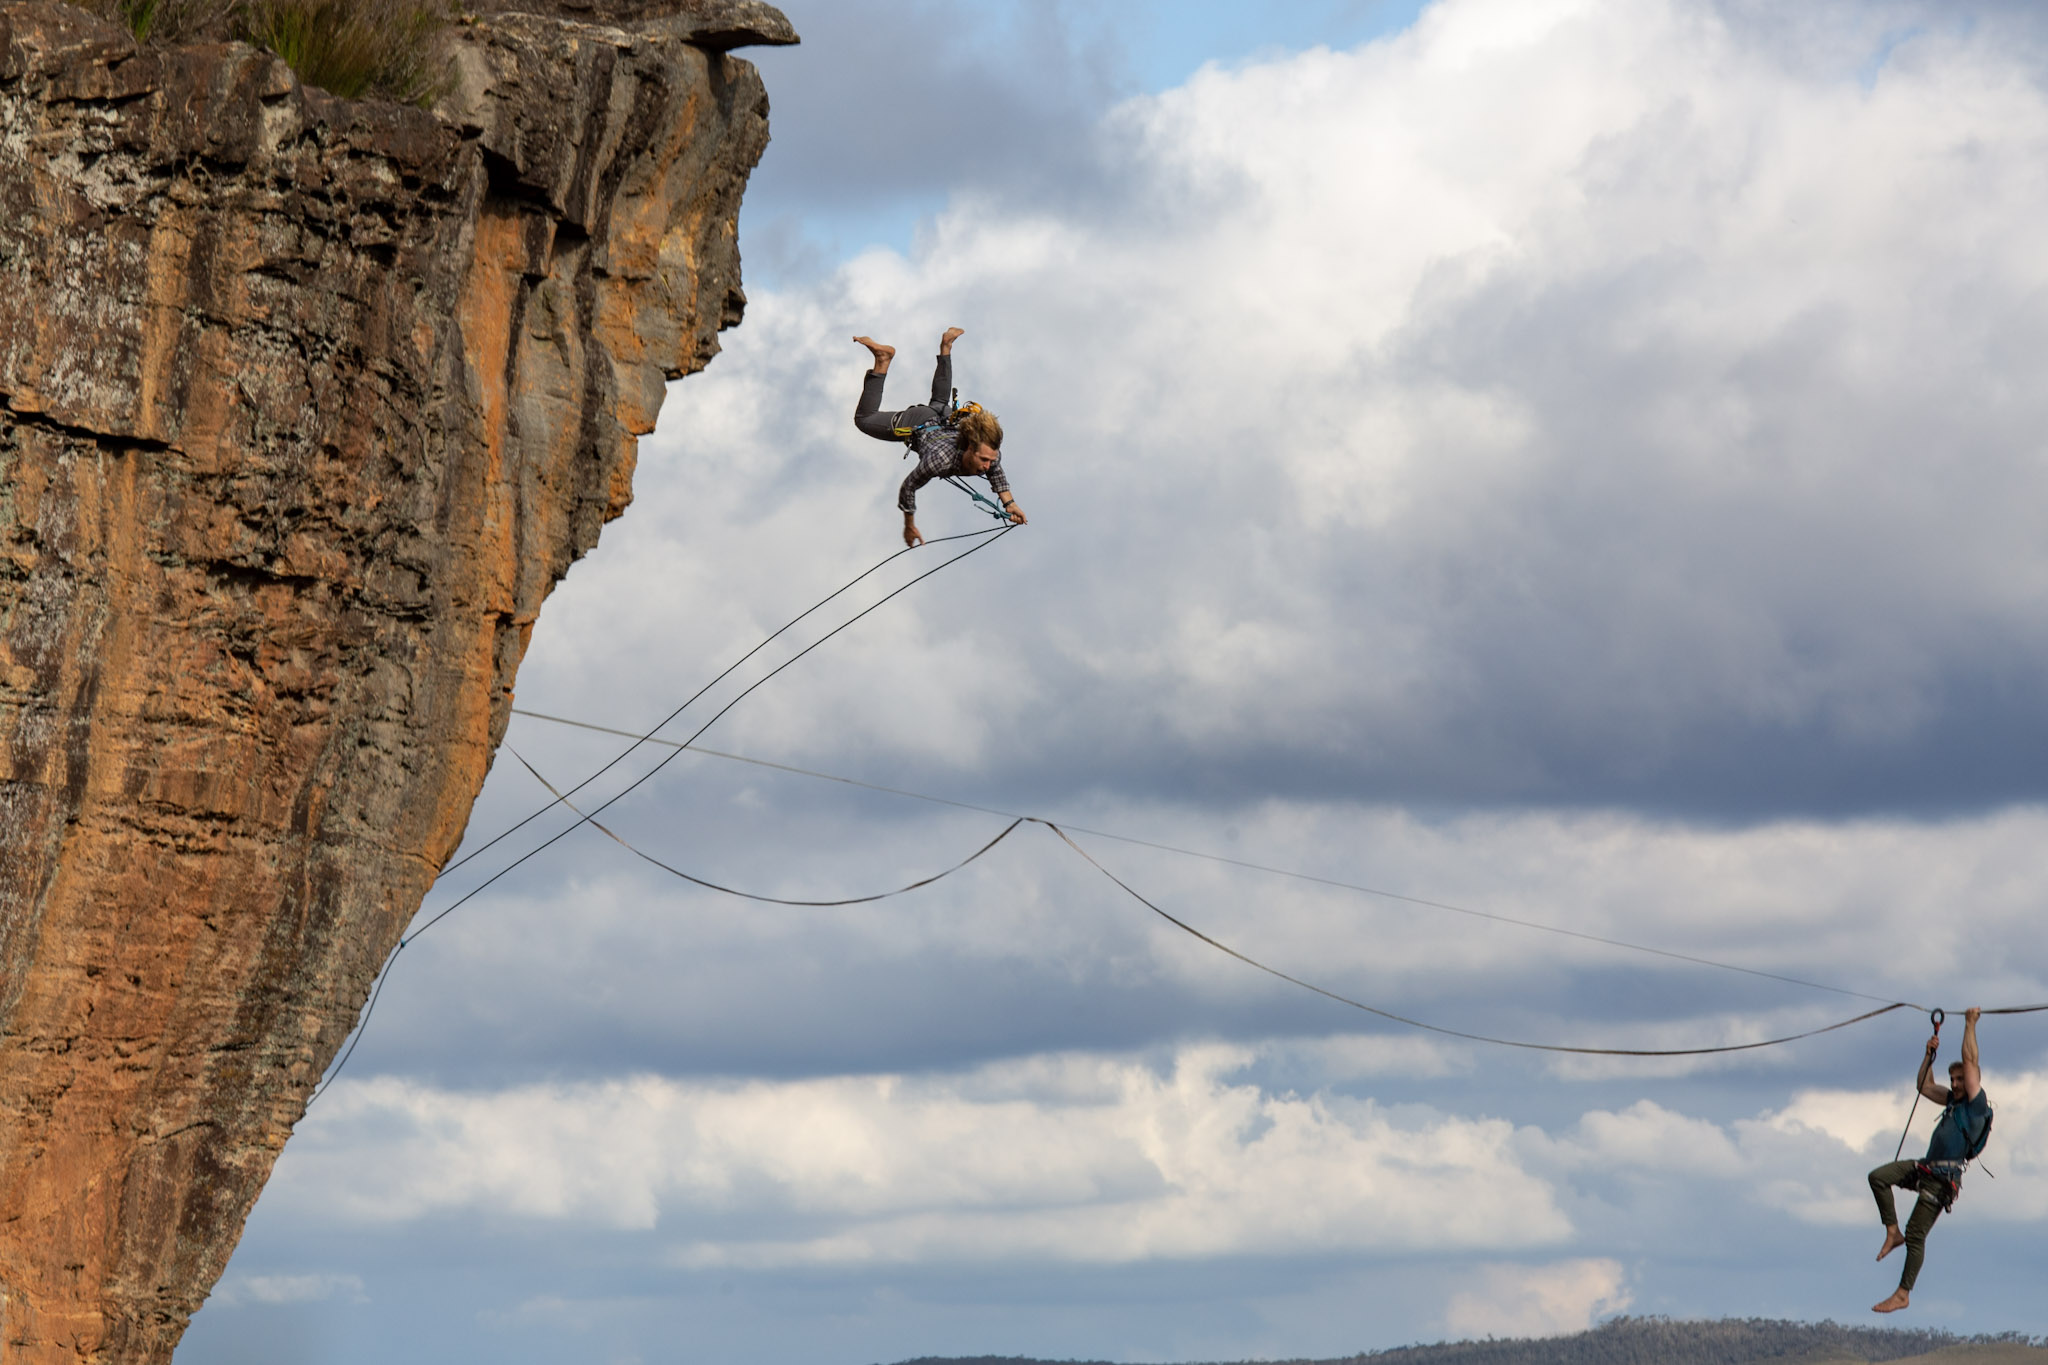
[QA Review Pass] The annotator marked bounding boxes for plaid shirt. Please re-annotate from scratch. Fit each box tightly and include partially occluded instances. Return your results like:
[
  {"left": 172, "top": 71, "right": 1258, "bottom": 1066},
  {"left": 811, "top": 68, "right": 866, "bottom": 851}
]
[{"left": 899, "top": 426, "right": 1009, "bottom": 515}]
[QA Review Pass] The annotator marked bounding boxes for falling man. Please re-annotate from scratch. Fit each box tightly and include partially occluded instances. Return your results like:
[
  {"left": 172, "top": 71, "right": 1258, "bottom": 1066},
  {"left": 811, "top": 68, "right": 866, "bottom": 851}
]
[{"left": 852, "top": 327, "right": 1026, "bottom": 546}]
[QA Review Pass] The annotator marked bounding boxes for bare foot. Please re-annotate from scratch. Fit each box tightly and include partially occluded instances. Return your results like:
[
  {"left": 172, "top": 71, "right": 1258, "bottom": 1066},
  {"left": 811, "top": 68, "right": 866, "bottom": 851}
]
[
  {"left": 1876, "top": 1226, "right": 1906, "bottom": 1261},
  {"left": 1872, "top": 1288, "right": 1909, "bottom": 1314},
  {"left": 853, "top": 336, "right": 895, "bottom": 373},
  {"left": 939, "top": 326, "right": 964, "bottom": 354}
]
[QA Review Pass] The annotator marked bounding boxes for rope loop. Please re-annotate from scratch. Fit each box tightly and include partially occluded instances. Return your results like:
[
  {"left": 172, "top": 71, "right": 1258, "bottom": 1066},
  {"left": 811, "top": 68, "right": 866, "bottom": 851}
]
[{"left": 1931, "top": 1007, "right": 1945, "bottom": 1032}]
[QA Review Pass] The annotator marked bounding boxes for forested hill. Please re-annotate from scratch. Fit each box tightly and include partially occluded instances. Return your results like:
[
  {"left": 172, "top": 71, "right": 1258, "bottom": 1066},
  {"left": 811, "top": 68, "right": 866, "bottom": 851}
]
[{"left": 891, "top": 1316, "right": 2047, "bottom": 1365}]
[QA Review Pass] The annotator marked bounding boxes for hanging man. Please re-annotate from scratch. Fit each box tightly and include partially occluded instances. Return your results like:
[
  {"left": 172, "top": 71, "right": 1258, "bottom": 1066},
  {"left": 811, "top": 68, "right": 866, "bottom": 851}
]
[
  {"left": 1867, "top": 1005, "right": 1989, "bottom": 1313},
  {"left": 852, "top": 327, "right": 1026, "bottom": 546}
]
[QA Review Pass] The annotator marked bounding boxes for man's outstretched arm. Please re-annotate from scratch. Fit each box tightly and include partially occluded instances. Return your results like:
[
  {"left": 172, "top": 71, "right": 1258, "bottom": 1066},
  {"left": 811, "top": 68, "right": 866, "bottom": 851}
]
[
  {"left": 900, "top": 468, "right": 929, "bottom": 547},
  {"left": 1960, "top": 1007, "right": 1982, "bottom": 1099}
]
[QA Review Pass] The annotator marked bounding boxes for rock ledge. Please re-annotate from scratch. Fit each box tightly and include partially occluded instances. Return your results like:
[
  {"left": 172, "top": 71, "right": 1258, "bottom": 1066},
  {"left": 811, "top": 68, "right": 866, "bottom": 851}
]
[{"left": 0, "top": 3, "right": 787, "bottom": 1359}]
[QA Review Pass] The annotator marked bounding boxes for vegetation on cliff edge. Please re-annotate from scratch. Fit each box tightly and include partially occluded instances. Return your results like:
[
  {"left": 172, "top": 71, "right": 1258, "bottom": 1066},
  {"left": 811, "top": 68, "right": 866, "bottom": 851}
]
[{"left": 76, "top": 0, "right": 455, "bottom": 103}]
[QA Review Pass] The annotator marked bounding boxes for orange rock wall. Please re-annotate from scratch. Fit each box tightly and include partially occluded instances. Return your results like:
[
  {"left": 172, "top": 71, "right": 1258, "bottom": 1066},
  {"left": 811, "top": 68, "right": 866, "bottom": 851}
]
[{"left": 0, "top": 3, "right": 789, "bottom": 1359}]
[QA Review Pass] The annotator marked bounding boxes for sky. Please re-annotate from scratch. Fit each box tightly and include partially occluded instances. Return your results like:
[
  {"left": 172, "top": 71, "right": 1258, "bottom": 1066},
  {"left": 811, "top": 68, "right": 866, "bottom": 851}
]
[{"left": 181, "top": 1, "right": 2048, "bottom": 1362}]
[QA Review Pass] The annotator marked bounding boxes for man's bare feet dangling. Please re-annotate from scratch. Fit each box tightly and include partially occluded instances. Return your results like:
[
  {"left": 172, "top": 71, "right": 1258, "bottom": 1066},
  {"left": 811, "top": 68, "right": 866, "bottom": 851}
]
[
  {"left": 1876, "top": 1226, "right": 1906, "bottom": 1261},
  {"left": 1872, "top": 1288, "right": 1910, "bottom": 1313},
  {"left": 939, "top": 326, "right": 964, "bottom": 354},
  {"left": 854, "top": 336, "right": 895, "bottom": 374}
]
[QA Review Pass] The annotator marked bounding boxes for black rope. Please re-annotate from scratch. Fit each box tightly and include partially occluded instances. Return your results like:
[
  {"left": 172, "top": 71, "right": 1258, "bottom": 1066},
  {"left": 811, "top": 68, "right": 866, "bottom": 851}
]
[
  {"left": 1892, "top": 1091, "right": 1924, "bottom": 1163},
  {"left": 313, "top": 944, "right": 404, "bottom": 1103},
  {"left": 438, "top": 525, "right": 1004, "bottom": 883},
  {"left": 499, "top": 715, "right": 2048, "bottom": 1054},
  {"left": 1892, "top": 1011, "right": 1941, "bottom": 1162},
  {"left": 508, "top": 746, "right": 1023, "bottom": 906},
  {"left": 1039, "top": 820, "right": 1919, "bottom": 1057},
  {"left": 505, "top": 707, "right": 1903, "bottom": 1010},
  {"left": 409, "top": 524, "right": 1014, "bottom": 943},
  {"left": 311, "top": 525, "right": 1017, "bottom": 1101}
]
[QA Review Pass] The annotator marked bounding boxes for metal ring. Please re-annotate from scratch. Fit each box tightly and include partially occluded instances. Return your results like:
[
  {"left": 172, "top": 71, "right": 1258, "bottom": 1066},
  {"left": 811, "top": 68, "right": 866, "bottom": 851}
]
[{"left": 1931, "top": 1007, "right": 1946, "bottom": 1029}]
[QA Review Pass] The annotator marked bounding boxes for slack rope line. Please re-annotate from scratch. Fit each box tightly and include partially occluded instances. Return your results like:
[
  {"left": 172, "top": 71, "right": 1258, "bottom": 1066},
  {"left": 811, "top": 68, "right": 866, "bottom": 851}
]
[
  {"left": 311, "top": 525, "right": 1018, "bottom": 1102},
  {"left": 1892, "top": 1009, "right": 1941, "bottom": 1163},
  {"left": 1037, "top": 821, "right": 1922, "bottom": 1058},
  {"left": 503, "top": 713, "right": 2048, "bottom": 1044},
  {"left": 507, "top": 746, "right": 1023, "bottom": 906},
  {"left": 505, "top": 707, "right": 1903, "bottom": 1010}
]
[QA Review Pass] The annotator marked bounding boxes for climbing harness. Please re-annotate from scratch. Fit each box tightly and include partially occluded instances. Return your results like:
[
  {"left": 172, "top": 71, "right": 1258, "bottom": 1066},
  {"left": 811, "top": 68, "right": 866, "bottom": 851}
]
[
  {"left": 942, "top": 474, "right": 1013, "bottom": 522},
  {"left": 1914, "top": 1104, "right": 1995, "bottom": 1212}
]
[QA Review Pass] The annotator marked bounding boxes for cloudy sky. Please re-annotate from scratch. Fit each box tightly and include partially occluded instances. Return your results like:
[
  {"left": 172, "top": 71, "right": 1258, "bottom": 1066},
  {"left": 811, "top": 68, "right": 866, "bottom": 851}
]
[{"left": 184, "top": 1, "right": 2048, "bottom": 1361}]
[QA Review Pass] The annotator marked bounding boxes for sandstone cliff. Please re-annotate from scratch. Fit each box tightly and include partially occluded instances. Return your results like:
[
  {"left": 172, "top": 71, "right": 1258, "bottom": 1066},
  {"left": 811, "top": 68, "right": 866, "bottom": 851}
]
[{"left": 0, "top": 2, "right": 792, "bottom": 1358}]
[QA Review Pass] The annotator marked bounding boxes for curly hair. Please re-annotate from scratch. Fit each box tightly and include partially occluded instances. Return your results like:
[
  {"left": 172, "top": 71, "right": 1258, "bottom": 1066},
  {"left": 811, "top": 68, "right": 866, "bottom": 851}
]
[{"left": 955, "top": 408, "right": 1003, "bottom": 454}]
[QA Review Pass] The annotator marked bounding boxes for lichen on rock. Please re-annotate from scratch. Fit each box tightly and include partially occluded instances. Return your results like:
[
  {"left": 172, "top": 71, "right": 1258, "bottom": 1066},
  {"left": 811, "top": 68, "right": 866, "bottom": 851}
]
[{"left": 0, "top": 2, "right": 791, "bottom": 1359}]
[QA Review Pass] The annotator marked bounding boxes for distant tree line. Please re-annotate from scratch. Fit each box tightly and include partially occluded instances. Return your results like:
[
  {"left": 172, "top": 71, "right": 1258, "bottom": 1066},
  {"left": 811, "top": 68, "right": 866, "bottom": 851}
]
[{"left": 893, "top": 1315, "right": 2045, "bottom": 1365}]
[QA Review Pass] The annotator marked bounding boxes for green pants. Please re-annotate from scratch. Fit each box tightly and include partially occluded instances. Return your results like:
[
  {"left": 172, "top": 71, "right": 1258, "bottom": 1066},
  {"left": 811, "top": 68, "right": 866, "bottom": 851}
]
[{"left": 1868, "top": 1160, "right": 1944, "bottom": 1291}]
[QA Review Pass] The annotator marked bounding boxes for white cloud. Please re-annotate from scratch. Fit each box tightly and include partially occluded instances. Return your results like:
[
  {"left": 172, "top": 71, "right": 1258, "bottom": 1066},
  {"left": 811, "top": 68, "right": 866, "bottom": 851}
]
[
  {"left": 1752, "top": 1067, "right": 2048, "bottom": 1225},
  {"left": 281, "top": 1044, "right": 1568, "bottom": 1266},
  {"left": 1567, "top": 1100, "right": 1745, "bottom": 1176},
  {"left": 1442, "top": 1258, "right": 1632, "bottom": 1337},
  {"left": 271, "top": 1035, "right": 2048, "bottom": 1279},
  {"left": 209, "top": 1273, "right": 366, "bottom": 1308}
]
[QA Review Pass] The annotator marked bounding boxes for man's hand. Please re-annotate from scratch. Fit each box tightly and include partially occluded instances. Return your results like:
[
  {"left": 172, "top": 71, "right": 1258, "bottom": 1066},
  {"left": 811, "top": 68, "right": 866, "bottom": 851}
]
[
  {"left": 1005, "top": 501, "right": 1027, "bottom": 525},
  {"left": 903, "top": 519, "right": 924, "bottom": 548},
  {"left": 1926, "top": 1035, "right": 1941, "bottom": 1057},
  {"left": 1966, "top": 1007, "right": 1982, "bottom": 1025}
]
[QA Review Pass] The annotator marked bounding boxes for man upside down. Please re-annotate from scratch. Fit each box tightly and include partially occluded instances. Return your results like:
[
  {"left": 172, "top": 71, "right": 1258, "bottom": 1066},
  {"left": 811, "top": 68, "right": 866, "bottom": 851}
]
[{"left": 853, "top": 327, "right": 1026, "bottom": 546}]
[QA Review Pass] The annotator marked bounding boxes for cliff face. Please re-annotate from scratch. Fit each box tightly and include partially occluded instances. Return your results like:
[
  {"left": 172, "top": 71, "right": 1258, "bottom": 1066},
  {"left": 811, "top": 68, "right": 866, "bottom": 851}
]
[{"left": 0, "top": 3, "right": 791, "bottom": 1359}]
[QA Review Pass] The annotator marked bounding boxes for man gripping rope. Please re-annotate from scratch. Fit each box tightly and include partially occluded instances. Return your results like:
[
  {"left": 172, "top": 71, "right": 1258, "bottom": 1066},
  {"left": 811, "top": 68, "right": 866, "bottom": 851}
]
[
  {"left": 853, "top": 328, "right": 1026, "bottom": 546},
  {"left": 1868, "top": 1006, "right": 1990, "bottom": 1313}
]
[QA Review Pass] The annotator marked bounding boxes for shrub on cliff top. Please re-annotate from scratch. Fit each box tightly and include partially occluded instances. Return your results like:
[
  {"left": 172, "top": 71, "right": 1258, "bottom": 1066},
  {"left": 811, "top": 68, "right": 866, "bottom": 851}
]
[
  {"left": 241, "top": 0, "right": 453, "bottom": 102},
  {"left": 79, "top": 0, "right": 455, "bottom": 104}
]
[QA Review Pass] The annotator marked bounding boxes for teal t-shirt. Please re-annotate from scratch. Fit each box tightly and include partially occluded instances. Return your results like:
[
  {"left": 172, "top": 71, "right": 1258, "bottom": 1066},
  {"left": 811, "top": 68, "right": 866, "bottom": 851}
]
[{"left": 1926, "top": 1089, "right": 1991, "bottom": 1163}]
